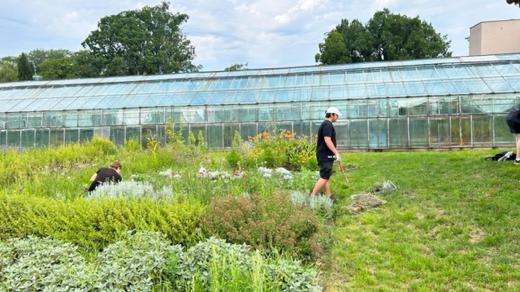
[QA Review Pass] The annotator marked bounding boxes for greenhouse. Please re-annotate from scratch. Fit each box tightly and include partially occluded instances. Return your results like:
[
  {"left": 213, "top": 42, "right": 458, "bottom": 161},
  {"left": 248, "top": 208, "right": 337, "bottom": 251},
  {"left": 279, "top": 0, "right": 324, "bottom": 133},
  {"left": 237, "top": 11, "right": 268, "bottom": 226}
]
[{"left": 0, "top": 53, "right": 520, "bottom": 149}]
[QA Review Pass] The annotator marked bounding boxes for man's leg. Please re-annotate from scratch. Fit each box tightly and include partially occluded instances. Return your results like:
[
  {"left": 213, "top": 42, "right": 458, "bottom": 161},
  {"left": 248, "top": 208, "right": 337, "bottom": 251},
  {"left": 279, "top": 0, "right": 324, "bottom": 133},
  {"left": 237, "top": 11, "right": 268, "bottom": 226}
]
[
  {"left": 516, "top": 134, "right": 520, "bottom": 163},
  {"left": 311, "top": 178, "right": 328, "bottom": 196},
  {"left": 324, "top": 180, "right": 331, "bottom": 196}
]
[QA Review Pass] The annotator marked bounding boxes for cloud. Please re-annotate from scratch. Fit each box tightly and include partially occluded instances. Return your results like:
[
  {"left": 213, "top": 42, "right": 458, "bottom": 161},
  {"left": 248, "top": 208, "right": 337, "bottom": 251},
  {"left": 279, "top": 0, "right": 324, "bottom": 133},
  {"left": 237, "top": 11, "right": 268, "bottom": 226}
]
[{"left": 0, "top": 0, "right": 519, "bottom": 69}]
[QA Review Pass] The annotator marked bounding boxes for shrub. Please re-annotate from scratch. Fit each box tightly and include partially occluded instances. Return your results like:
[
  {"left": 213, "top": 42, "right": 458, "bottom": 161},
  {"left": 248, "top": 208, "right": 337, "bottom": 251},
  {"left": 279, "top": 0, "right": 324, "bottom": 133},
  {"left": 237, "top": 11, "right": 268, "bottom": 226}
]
[
  {"left": 87, "top": 181, "right": 172, "bottom": 199},
  {"left": 245, "top": 130, "right": 316, "bottom": 170},
  {"left": 201, "top": 193, "right": 323, "bottom": 260},
  {"left": 0, "top": 236, "right": 91, "bottom": 291},
  {"left": 0, "top": 195, "right": 204, "bottom": 252},
  {"left": 226, "top": 149, "right": 241, "bottom": 170},
  {"left": 95, "top": 231, "right": 182, "bottom": 291},
  {"left": 290, "top": 191, "right": 334, "bottom": 220},
  {"left": 163, "top": 237, "right": 321, "bottom": 292},
  {"left": 89, "top": 135, "right": 117, "bottom": 155},
  {"left": 124, "top": 138, "right": 140, "bottom": 152}
]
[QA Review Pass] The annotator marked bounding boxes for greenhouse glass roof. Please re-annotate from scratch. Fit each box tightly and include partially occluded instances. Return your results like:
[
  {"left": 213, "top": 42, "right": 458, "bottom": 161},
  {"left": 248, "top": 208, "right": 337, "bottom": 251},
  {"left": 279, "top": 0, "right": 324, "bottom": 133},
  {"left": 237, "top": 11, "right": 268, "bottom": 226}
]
[{"left": 0, "top": 54, "right": 520, "bottom": 112}]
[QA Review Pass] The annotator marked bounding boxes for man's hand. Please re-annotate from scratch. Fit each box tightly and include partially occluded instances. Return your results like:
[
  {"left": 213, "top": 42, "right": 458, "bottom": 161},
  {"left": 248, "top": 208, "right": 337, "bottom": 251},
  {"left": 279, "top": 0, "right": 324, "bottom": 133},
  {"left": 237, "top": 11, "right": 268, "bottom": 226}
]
[{"left": 335, "top": 154, "right": 341, "bottom": 162}]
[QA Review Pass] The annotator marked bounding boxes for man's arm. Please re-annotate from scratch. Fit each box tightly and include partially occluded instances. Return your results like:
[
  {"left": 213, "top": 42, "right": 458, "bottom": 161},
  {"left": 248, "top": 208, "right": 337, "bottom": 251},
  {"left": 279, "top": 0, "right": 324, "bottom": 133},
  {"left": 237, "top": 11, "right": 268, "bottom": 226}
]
[
  {"left": 324, "top": 136, "right": 339, "bottom": 157},
  {"left": 90, "top": 173, "right": 97, "bottom": 182}
]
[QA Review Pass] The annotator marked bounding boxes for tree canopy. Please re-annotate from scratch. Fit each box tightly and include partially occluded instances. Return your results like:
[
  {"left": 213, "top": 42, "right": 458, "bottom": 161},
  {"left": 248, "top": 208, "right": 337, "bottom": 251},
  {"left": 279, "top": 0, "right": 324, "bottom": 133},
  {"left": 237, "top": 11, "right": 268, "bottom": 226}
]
[
  {"left": 316, "top": 9, "right": 452, "bottom": 65},
  {"left": 82, "top": 1, "right": 199, "bottom": 76}
]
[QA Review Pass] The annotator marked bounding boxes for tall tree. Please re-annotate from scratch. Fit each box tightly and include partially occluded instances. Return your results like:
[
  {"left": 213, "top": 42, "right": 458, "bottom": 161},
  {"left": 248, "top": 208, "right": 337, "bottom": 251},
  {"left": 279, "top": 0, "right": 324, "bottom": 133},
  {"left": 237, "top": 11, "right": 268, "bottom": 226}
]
[
  {"left": 39, "top": 57, "right": 77, "bottom": 80},
  {"left": 27, "top": 49, "right": 72, "bottom": 73},
  {"left": 17, "top": 53, "right": 34, "bottom": 81},
  {"left": 316, "top": 9, "right": 451, "bottom": 65},
  {"left": 506, "top": 0, "right": 520, "bottom": 7},
  {"left": 82, "top": 1, "right": 199, "bottom": 76},
  {"left": 0, "top": 57, "right": 18, "bottom": 83}
]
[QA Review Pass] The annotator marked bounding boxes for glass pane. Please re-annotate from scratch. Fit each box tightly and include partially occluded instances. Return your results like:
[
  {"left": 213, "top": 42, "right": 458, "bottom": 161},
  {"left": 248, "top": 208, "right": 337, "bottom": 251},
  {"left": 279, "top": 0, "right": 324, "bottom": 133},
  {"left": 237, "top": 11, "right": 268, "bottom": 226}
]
[
  {"left": 50, "top": 129, "right": 63, "bottom": 146},
  {"left": 335, "top": 122, "right": 348, "bottom": 148},
  {"left": 240, "top": 123, "right": 257, "bottom": 141},
  {"left": 430, "top": 118, "right": 450, "bottom": 145},
  {"left": 110, "top": 127, "right": 125, "bottom": 146},
  {"left": 125, "top": 127, "right": 141, "bottom": 144},
  {"left": 80, "top": 128, "right": 94, "bottom": 142},
  {"left": 224, "top": 124, "right": 239, "bottom": 147},
  {"left": 207, "top": 124, "right": 223, "bottom": 148},
  {"left": 472, "top": 115, "right": 492, "bottom": 144},
  {"left": 22, "top": 130, "right": 34, "bottom": 148},
  {"left": 494, "top": 114, "right": 515, "bottom": 144},
  {"left": 369, "top": 119, "right": 388, "bottom": 148},
  {"left": 349, "top": 120, "right": 368, "bottom": 148},
  {"left": 451, "top": 117, "right": 471, "bottom": 146},
  {"left": 7, "top": 131, "right": 20, "bottom": 147},
  {"left": 65, "top": 129, "right": 79, "bottom": 144},
  {"left": 35, "top": 129, "right": 49, "bottom": 147},
  {"left": 410, "top": 118, "right": 428, "bottom": 146},
  {"left": 389, "top": 118, "right": 408, "bottom": 147},
  {"left": 0, "top": 131, "right": 5, "bottom": 147}
]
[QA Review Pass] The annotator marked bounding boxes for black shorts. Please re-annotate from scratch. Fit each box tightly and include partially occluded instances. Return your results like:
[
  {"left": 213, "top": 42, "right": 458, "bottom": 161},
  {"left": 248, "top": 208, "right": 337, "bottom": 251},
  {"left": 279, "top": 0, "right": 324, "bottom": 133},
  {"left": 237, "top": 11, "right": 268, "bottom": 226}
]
[
  {"left": 318, "top": 160, "right": 334, "bottom": 180},
  {"left": 507, "top": 110, "right": 520, "bottom": 134}
]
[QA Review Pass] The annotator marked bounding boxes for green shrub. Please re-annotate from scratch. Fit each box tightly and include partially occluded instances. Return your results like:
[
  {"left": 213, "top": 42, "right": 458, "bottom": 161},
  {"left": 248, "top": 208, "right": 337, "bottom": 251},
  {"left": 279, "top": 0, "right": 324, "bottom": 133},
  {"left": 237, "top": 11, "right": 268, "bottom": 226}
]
[
  {"left": 226, "top": 149, "right": 241, "bottom": 170},
  {"left": 89, "top": 135, "right": 117, "bottom": 155},
  {"left": 163, "top": 237, "right": 321, "bottom": 292},
  {"left": 124, "top": 138, "right": 140, "bottom": 152},
  {"left": 0, "top": 236, "right": 92, "bottom": 291},
  {"left": 0, "top": 195, "right": 205, "bottom": 253},
  {"left": 201, "top": 193, "right": 323, "bottom": 260},
  {"left": 95, "top": 231, "right": 182, "bottom": 291}
]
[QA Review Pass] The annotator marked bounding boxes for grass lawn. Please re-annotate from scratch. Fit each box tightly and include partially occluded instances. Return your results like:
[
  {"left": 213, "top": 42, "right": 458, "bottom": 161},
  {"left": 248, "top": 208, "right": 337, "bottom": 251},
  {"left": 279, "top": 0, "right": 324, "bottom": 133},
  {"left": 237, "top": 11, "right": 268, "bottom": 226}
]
[{"left": 326, "top": 150, "right": 519, "bottom": 291}]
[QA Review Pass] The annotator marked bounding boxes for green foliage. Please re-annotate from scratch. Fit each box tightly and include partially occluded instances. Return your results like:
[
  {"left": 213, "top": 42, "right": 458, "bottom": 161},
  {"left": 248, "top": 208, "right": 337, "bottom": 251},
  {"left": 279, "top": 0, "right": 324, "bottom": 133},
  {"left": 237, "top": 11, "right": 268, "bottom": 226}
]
[
  {"left": 224, "top": 63, "right": 248, "bottom": 71},
  {"left": 16, "top": 53, "right": 33, "bottom": 81},
  {"left": 95, "top": 231, "right": 182, "bottom": 291},
  {"left": 316, "top": 9, "right": 451, "bottom": 64},
  {"left": 244, "top": 131, "right": 316, "bottom": 170},
  {"left": 0, "top": 61, "right": 17, "bottom": 83},
  {"left": 39, "top": 57, "right": 77, "bottom": 80},
  {"left": 196, "top": 130, "right": 207, "bottom": 151},
  {"left": 202, "top": 193, "right": 323, "bottom": 260},
  {"left": 124, "top": 138, "right": 140, "bottom": 152},
  {"left": 164, "top": 237, "right": 321, "bottom": 291},
  {"left": 0, "top": 195, "right": 204, "bottom": 253},
  {"left": 0, "top": 236, "right": 92, "bottom": 291},
  {"left": 188, "top": 130, "right": 196, "bottom": 146},
  {"left": 226, "top": 149, "right": 241, "bottom": 170},
  {"left": 89, "top": 135, "right": 117, "bottom": 155},
  {"left": 146, "top": 136, "right": 160, "bottom": 155},
  {"left": 82, "top": 2, "right": 199, "bottom": 76}
]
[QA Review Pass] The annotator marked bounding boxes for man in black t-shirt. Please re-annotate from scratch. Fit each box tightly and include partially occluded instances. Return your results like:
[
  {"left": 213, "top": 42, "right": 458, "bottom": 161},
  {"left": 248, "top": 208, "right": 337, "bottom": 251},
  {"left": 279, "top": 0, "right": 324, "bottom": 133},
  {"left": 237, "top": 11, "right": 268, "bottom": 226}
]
[
  {"left": 506, "top": 105, "right": 520, "bottom": 165},
  {"left": 88, "top": 161, "right": 122, "bottom": 192},
  {"left": 310, "top": 107, "right": 343, "bottom": 201}
]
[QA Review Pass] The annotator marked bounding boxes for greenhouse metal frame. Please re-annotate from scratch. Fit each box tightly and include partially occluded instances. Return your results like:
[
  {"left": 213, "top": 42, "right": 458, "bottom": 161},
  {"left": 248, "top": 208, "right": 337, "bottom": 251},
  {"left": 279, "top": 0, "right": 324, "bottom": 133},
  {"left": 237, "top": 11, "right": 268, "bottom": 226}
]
[{"left": 1, "top": 54, "right": 520, "bottom": 149}]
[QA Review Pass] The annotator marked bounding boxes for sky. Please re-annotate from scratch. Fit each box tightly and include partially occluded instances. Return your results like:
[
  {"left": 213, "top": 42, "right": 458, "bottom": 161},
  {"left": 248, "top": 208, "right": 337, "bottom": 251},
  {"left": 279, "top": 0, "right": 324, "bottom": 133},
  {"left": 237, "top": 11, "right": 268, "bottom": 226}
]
[{"left": 0, "top": 0, "right": 518, "bottom": 71}]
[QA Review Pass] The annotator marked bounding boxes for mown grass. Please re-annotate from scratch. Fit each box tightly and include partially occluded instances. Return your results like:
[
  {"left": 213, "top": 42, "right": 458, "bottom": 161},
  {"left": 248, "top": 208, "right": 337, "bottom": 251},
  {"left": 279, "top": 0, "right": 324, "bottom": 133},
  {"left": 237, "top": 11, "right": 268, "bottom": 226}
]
[{"left": 325, "top": 150, "right": 519, "bottom": 291}]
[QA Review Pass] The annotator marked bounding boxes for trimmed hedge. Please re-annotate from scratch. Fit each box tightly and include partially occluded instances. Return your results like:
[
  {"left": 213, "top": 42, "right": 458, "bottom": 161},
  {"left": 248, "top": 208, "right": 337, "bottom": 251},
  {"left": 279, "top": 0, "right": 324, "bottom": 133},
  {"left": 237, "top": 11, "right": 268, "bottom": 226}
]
[{"left": 0, "top": 195, "right": 204, "bottom": 253}]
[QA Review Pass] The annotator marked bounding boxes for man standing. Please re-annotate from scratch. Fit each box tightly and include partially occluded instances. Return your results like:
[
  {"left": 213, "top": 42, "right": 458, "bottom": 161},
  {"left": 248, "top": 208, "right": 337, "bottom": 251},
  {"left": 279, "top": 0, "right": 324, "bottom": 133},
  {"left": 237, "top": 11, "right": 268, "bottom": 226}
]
[
  {"left": 506, "top": 106, "right": 520, "bottom": 165},
  {"left": 88, "top": 161, "right": 123, "bottom": 192},
  {"left": 310, "top": 107, "right": 343, "bottom": 200}
]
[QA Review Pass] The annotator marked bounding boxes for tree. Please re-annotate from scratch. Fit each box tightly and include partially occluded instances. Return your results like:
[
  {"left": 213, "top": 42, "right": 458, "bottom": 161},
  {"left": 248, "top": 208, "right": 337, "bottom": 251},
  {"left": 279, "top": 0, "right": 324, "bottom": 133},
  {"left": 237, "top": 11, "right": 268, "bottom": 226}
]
[
  {"left": 316, "top": 9, "right": 451, "bottom": 65},
  {"left": 82, "top": 1, "right": 199, "bottom": 76},
  {"left": 39, "top": 57, "right": 77, "bottom": 80},
  {"left": 27, "top": 49, "right": 72, "bottom": 73},
  {"left": 225, "top": 63, "right": 248, "bottom": 71},
  {"left": 0, "top": 57, "right": 18, "bottom": 83},
  {"left": 506, "top": 0, "right": 520, "bottom": 7},
  {"left": 17, "top": 53, "right": 34, "bottom": 81}
]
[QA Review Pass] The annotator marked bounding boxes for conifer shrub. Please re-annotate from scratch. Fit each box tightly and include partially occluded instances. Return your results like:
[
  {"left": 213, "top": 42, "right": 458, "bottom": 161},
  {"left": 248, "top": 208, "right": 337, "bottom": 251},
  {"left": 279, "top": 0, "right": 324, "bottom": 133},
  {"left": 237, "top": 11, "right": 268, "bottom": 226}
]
[{"left": 201, "top": 193, "right": 323, "bottom": 260}]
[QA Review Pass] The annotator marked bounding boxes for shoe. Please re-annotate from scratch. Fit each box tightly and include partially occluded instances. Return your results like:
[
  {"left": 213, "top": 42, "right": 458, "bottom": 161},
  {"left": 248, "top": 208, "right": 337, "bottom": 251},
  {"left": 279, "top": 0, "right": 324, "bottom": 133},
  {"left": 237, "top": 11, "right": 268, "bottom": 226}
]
[
  {"left": 514, "top": 159, "right": 520, "bottom": 165},
  {"left": 329, "top": 194, "right": 337, "bottom": 203}
]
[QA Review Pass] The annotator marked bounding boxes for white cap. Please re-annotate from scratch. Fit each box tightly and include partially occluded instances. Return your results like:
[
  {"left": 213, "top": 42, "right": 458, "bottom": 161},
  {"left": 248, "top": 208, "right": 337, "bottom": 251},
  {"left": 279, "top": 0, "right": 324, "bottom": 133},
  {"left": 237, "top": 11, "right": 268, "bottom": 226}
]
[{"left": 326, "top": 106, "right": 341, "bottom": 117}]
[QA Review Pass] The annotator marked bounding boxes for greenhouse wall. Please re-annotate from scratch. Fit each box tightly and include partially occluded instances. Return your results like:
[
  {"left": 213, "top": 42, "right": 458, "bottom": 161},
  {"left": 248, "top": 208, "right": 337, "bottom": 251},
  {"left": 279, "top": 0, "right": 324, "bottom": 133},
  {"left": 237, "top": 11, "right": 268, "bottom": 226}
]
[{"left": 0, "top": 54, "right": 519, "bottom": 150}]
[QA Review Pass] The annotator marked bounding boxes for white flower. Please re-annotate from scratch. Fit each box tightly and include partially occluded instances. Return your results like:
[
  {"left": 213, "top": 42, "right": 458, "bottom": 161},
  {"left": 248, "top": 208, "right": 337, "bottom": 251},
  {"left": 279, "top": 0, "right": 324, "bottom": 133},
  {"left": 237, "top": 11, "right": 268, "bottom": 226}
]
[
  {"left": 159, "top": 169, "right": 173, "bottom": 178},
  {"left": 198, "top": 167, "right": 208, "bottom": 177}
]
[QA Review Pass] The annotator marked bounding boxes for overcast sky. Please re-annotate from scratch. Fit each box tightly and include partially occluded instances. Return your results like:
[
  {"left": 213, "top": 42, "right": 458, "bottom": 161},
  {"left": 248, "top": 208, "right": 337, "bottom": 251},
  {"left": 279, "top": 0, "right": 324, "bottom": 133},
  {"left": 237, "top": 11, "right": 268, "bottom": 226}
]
[{"left": 0, "top": 0, "right": 518, "bottom": 71}]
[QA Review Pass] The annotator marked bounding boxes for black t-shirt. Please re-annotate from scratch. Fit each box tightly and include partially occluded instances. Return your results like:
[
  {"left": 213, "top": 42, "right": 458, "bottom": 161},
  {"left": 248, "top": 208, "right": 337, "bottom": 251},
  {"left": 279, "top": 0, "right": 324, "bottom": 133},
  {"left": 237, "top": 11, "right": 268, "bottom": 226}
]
[
  {"left": 316, "top": 120, "right": 336, "bottom": 161},
  {"left": 88, "top": 167, "right": 122, "bottom": 192}
]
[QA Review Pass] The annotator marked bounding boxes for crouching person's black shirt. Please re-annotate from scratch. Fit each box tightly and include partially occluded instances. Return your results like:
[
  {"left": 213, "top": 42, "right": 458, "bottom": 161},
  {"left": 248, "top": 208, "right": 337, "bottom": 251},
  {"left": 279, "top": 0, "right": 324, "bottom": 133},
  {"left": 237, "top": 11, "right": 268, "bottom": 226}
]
[{"left": 88, "top": 167, "right": 122, "bottom": 192}]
